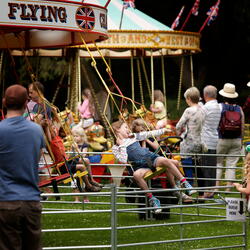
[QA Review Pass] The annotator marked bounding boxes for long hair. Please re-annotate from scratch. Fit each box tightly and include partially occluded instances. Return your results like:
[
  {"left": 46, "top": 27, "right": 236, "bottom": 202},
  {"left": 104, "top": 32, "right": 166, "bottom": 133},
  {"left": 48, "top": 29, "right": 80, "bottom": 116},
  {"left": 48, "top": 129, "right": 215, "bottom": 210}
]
[
  {"left": 244, "top": 153, "right": 250, "bottom": 183},
  {"left": 154, "top": 90, "right": 164, "bottom": 103},
  {"left": 82, "top": 88, "right": 95, "bottom": 116}
]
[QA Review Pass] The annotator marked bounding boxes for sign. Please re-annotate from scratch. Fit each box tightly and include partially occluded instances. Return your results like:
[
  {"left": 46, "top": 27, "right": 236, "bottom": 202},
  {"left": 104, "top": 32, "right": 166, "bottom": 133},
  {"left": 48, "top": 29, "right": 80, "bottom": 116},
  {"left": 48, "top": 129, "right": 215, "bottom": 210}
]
[
  {"left": 226, "top": 198, "right": 246, "bottom": 221},
  {"left": 0, "top": 0, "right": 108, "bottom": 49},
  {"left": 86, "top": 31, "right": 200, "bottom": 51}
]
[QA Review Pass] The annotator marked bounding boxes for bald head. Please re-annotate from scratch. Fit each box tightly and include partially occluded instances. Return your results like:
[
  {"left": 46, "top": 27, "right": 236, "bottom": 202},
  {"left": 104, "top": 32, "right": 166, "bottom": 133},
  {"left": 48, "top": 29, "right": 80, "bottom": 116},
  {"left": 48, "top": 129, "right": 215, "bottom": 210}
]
[{"left": 203, "top": 85, "right": 217, "bottom": 102}]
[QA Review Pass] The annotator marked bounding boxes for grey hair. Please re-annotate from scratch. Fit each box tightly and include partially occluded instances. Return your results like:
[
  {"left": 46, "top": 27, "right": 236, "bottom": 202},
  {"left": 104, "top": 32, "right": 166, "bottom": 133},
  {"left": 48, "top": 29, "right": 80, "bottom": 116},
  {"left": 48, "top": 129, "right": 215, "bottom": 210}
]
[
  {"left": 203, "top": 85, "right": 217, "bottom": 99},
  {"left": 184, "top": 87, "right": 200, "bottom": 103}
]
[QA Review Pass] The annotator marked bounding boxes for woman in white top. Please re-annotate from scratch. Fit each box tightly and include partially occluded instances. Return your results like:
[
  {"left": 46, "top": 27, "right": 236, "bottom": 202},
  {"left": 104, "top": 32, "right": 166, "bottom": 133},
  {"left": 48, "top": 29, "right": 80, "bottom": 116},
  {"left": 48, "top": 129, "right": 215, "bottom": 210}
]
[{"left": 176, "top": 87, "right": 205, "bottom": 184}]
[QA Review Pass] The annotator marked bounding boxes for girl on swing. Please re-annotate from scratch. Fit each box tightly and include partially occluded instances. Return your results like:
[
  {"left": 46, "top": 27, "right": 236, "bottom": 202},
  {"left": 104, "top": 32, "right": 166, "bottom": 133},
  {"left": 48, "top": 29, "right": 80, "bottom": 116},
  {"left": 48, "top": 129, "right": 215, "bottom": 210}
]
[
  {"left": 112, "top": 120, "right": 196, "bottom": 213},
  {"left": 42, "top": 119, "right": 101, "bottom": 197}
]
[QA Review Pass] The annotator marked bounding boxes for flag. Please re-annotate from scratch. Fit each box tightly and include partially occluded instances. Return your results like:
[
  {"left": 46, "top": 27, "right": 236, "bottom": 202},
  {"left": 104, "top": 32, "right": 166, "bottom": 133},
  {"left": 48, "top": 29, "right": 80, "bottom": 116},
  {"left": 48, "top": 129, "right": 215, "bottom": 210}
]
[
  {"left": 206, "top": 0, "right": 220, "bottom": 25},
  {"left": 191, "top": 0, "right": 200, "bottom": 16},
  {"left": 123, "top": 0, "right": 135, "bottom": 9},
  {"left": 76, "top": 7, "right": 95, "bottom": 30},
  {"left": 171, "top": 6, "right": 185, "bottom": 30}
]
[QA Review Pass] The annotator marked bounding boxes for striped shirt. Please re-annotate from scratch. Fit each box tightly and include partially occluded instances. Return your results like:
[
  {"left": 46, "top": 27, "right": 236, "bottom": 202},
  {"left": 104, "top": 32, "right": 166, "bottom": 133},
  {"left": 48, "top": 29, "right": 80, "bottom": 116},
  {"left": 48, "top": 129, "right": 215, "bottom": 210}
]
[
  {"left": 112, "top": 129, "right": 165, "bottom": 163},
  {"left": 201, "top": 99, "right": 221, "bottom": 150}
]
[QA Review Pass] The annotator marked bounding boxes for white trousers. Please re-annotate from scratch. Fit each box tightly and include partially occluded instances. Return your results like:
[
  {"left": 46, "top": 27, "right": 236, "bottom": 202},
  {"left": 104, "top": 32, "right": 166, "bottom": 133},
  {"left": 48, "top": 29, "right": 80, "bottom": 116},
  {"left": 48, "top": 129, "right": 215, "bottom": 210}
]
[{"left": 216, "top": 138, "right": 241, "bottom": 181}]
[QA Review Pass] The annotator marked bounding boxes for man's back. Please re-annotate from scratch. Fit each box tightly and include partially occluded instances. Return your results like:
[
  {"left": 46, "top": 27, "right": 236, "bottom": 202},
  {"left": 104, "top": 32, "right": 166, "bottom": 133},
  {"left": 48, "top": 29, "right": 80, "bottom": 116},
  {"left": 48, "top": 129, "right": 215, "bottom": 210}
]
[
  {"left": 0, "top": 116, "right": 44, "bottom": 201},
  {"left": 201, "top": 99, "right": 221, "bottom": 150}
]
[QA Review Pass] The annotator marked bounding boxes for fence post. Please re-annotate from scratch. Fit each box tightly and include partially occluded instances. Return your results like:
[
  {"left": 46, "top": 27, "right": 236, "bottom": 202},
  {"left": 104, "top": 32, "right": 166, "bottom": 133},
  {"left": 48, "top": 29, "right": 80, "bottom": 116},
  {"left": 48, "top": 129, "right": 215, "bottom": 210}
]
[
  {"left": 243, "top": 220, "right": 248, "bottom": 249},
  {"left": 110, "top": 184, "right": 117, "bottom": 250}
]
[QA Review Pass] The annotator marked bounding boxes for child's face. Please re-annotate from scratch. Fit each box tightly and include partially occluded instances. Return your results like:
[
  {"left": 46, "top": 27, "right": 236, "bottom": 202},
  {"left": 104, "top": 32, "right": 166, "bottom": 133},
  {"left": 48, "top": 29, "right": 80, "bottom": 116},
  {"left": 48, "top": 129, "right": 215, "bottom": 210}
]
[
  {"left": 134, "top": 125, "right": 145, "bottom": 133},
  {"left": 73, "top": 132, "right": 82, "bottom": 144},
  {"left": 117, "top": 123, "right": 130, "bottom": 138}
]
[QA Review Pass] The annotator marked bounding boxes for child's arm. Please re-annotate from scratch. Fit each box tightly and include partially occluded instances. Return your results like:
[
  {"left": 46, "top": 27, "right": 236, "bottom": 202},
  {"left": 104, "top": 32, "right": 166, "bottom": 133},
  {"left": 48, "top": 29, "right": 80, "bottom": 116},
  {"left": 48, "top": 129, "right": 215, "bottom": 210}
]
[
  {"left": 233, "top": 182, "right": 250, "bottom": 195},
  {"left": 135, "top": 128, "right": 167, "bottom": 141},
  {"left": 112, "top": 144, "right": 128, "bottom": 163}
]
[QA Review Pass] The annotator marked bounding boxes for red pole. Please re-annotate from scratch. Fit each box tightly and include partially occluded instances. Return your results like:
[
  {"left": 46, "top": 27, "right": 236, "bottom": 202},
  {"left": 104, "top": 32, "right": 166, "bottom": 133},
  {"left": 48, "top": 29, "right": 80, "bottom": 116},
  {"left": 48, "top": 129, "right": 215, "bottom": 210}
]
[
  {"left": 180, "top": 9, "right": 192, "bottom": 31},
  {"left": 199, "top": 15, "right": 211, "bottom": 33}
]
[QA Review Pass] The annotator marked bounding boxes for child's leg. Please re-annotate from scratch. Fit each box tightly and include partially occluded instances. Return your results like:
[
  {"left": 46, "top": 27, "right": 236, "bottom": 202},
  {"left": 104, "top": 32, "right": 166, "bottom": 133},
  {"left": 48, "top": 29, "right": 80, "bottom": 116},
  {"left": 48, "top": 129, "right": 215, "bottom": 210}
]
[{"left": 156, "top": 157, "right": 196, "bottom": 195}]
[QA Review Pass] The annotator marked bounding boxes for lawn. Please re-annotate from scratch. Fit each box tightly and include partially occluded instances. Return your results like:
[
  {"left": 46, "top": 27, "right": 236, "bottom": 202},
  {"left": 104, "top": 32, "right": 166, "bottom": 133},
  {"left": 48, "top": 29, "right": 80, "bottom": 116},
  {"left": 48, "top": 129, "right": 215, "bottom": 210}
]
[{"left": 41, "top": 185, "right": 249, "bottom": 250}]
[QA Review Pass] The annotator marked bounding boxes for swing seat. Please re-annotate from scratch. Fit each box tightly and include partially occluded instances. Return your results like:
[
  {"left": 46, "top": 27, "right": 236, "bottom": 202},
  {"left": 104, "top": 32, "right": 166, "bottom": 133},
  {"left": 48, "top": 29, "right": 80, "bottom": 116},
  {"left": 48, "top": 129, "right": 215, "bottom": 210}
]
[
  {"left": 39, "top": 173, "right": 70, "bottom": 188},
  {"left": 144, "top": 167, "right": 165, "bottom": 181},
  {"left": 63, "top": 170, "right": 88, "bottom": 184}
]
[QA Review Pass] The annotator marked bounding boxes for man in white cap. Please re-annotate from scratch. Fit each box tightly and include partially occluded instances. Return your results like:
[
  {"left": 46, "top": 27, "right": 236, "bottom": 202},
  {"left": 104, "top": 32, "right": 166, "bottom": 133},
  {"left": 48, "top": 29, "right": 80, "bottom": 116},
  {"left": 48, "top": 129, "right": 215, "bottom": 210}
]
[
  {"left": 216, "top": 83, "right": 245, "bottom": 191},
  {"left": 242, "top": 82, "right": 250, "bottom": 123}
]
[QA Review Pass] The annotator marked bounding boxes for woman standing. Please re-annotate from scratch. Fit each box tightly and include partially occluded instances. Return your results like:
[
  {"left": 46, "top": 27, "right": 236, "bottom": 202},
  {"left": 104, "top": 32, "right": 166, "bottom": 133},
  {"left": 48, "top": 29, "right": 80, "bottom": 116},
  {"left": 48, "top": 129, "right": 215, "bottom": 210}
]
[{"left": 176, "top": 87, "right": 204, "bottom": 185}]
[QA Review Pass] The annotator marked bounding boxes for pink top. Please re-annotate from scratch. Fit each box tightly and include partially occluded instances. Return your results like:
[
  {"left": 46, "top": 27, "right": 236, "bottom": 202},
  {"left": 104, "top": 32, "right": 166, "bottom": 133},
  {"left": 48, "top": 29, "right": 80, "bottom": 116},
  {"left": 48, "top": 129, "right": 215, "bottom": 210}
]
[{"left": 78, "top": 99, "right": 92, "bottom": 119}]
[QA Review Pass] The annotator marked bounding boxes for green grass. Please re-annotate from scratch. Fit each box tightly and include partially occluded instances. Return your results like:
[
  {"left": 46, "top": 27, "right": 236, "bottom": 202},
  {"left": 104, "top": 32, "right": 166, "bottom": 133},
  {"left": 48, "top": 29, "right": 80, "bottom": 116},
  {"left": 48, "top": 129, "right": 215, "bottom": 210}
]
[{"left": 41, "top": 186, "right": 249, "bottom": 250}]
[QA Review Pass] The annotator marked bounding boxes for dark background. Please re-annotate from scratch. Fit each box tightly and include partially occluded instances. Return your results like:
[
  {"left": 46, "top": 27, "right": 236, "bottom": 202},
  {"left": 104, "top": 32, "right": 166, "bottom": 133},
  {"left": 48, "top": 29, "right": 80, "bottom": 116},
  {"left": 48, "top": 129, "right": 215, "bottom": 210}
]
[{"left": 135, "top": 0, "right": 250, "bottom": 103}]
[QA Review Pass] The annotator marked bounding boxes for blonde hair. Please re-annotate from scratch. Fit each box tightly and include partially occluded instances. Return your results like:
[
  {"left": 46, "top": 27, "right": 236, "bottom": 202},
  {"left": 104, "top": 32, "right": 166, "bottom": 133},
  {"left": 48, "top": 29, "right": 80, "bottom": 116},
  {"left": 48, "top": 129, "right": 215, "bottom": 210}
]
[
  {"left": 244, "top": 153, "right": 250, "bottom": 182},
  {"left": 154, "top": 90, "right": 164, "bottom": 103},
  {"left": 111, "top": 120, "right": 125, "bottom": 136},
  {"left": 184, "top": 87, "right": 200, "bottom": 103},
  {"left": 72, "top": 125, "right": 88, "bottom": 144}
]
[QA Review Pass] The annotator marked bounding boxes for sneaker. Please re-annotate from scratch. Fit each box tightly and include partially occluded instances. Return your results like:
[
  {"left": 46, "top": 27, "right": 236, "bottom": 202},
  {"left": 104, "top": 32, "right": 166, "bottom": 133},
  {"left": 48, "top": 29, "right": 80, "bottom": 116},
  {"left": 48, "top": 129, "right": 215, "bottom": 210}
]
[
  {"left": 149, "top": 196, "right": 162, "bottom": 214},
  {"left": 182, "top": 181, "right": 197, "bottom": 196},
  {"left": 173, "top": 191, "right": 193, "bottom": 203}
]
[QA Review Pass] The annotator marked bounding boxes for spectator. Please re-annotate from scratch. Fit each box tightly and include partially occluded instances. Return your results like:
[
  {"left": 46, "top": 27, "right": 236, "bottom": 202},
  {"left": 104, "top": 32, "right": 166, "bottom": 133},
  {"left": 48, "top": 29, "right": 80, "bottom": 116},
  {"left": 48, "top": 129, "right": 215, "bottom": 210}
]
[
  {"left": 199, "top": 85, "right": 221, "bottom": 198},
  {"left": 233, "top": 145, "right": 250, "bottom": 196},
  {"left": 78, "top": 88, "right": 95, "bottom": 128},
  {"left": 216, "top": 83, "right": 245, "bottom": 191},
  {"left": 242, "top": 82, "right": 250, "bottom": 123},
  {"left": 176, "top": 87, "right": 204, "bottom": 185},
  {"left": 0, "top": 84, "right": 45, "bottom": 250}
]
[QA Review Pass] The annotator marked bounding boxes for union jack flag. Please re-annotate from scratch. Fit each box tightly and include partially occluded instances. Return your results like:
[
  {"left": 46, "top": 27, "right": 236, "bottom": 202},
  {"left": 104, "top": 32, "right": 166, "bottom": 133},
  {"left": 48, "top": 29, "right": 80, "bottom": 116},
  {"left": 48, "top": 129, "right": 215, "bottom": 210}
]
[
  {"left": 171, "top": 6, "right": 185, "bottom": 30},
  {"left": 76, "top": 7, "right": 95, "bottom": 30},
  {"left": 191, "top": 0, "right": 200, "bottom": 16},
  {"left": 123, "top": 0, "right": 135, "bottom": 9},
  {"left": 206, "top": 0, "right": 220, "bottom": 25}
]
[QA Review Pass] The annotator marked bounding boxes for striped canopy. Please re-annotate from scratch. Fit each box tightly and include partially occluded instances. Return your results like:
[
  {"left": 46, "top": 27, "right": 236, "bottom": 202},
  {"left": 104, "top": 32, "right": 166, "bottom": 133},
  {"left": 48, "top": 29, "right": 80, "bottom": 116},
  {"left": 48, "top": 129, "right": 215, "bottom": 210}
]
[{"left": 85, "top": 0, "right": 172, "bottom": 31}]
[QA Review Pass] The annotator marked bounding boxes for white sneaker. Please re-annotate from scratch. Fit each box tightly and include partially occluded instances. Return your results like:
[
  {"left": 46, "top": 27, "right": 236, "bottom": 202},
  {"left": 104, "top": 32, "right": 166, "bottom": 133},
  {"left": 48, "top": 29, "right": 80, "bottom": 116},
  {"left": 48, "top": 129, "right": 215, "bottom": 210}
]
[{"left": 149, "top": 196, "right": 162, "bottom": 214}]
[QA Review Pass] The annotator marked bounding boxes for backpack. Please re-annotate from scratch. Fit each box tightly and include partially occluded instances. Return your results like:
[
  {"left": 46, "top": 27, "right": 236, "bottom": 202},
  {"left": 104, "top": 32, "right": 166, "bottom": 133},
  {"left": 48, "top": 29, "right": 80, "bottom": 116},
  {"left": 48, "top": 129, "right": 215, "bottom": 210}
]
[{"left": 219, "top": 104, "right": 242, "bottom": 138}]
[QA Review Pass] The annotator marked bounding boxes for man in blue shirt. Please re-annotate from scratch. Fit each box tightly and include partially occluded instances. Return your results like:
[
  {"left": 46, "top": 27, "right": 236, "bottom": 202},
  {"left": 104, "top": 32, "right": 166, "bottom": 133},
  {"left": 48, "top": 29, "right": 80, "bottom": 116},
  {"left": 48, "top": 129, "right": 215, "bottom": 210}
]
[{"left": 0, "top": 84, "right": 45, "bottom": 250}]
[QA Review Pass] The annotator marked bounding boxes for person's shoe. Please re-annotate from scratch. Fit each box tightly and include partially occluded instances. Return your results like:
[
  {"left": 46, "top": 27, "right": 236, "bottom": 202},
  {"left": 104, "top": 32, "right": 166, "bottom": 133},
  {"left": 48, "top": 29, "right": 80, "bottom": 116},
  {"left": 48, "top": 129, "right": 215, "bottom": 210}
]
[
  {"left": 182, "top": 181, "right": 197, "bottom": 196},
  {"left": 149, "top": 196, "right": 162, "bottom": 214},
  {"left": 173, "top": 191, "right": 193, "bottom": 203},
  {"left": 202, "top": 192, "right": 214, "bottom": 198},
  {"left": 90, "top": 181, "right": 104, "bottom": 188},
  {"left": 85, "top": 185, "right": 102, "bottom": 192}
]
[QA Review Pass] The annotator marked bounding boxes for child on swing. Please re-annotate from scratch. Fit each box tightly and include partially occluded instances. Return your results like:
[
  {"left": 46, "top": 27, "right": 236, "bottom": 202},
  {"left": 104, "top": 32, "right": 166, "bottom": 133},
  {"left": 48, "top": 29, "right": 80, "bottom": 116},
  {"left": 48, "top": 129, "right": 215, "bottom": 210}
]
[
  {"left": 150, "top": 90, "right": 167, "bottom": 129},
  {"left": 112, "top": 120, "right": 196, "bottom": 213},
  {"left": 42, "top": 120, "right": 101, "bottom": 198},
  {"left": 71, "top": 126, "right": 103, "bottom": 202},
  {"left": 233, "top": 145, "right": 250, "bottom": 195},
  {"left": 131, "top": 118, "right": 193, "bottom": 203}
]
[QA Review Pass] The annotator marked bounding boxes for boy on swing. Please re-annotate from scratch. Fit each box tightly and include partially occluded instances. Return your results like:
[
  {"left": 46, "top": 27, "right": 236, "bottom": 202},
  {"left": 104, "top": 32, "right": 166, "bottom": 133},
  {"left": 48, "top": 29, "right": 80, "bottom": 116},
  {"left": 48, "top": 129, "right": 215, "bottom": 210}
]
[{"left": 112, "top": 120, "right": 196, "bottom": 214}]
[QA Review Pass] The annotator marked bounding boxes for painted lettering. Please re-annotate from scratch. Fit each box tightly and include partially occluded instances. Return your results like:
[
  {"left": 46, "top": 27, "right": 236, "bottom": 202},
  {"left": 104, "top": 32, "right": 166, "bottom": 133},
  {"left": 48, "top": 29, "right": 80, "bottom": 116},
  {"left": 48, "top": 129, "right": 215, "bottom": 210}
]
[
  {"left": 8, "top": 3, "right": 67, "bottom": 23},
  {"left": 8, "top": 3, "right": 19, "bottom": 19}
]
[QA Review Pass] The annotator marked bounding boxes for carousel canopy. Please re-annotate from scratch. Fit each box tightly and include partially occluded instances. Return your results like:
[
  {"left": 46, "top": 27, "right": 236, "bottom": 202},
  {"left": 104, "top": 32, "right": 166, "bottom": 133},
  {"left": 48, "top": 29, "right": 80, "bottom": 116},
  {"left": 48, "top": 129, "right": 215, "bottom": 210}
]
[
  {"left": 81, "top": 0, "right": 200, "bottom": 53},
  {"left": 0, "top": 0, "right": 109, "bottom": 49}
]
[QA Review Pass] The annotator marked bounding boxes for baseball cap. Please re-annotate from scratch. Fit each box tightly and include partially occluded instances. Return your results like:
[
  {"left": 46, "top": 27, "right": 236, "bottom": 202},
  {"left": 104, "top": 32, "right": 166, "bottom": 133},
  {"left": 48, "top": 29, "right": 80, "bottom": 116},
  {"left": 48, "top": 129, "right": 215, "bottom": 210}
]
[{"left": 3, "top": 84, "right": 28, "bottom": 108}]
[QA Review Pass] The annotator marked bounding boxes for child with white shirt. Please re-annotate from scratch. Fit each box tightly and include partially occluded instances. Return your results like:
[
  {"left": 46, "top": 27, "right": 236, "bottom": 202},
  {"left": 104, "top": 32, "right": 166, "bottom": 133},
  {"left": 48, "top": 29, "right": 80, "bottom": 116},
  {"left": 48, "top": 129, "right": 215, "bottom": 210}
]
[{"left": 112, "top": 120, "right": 196, "bottom": 213}]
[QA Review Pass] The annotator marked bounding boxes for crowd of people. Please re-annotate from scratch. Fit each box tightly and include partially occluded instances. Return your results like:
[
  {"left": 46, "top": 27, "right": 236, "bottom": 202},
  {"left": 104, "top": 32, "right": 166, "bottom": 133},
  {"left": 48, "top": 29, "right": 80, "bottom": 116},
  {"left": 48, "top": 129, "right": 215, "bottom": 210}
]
[{"left": 0, "top": 80, "right": 249, "bottom": 249}]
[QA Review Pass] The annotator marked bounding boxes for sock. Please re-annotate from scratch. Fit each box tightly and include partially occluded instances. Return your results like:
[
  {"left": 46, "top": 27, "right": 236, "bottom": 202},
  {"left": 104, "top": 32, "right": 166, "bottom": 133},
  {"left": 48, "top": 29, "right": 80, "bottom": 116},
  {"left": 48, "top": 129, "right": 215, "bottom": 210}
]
[{"left": 146, "top": 193, "right": 153, "bottom": 199}]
